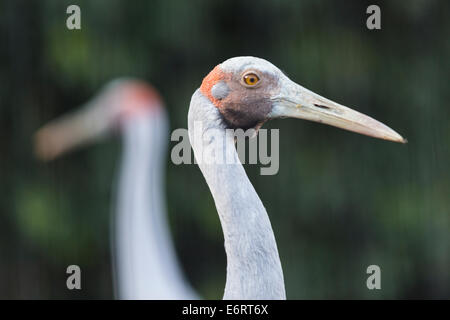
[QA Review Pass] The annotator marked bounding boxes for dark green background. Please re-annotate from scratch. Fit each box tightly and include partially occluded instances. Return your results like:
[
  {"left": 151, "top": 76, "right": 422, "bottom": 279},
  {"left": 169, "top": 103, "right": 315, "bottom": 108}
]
[{"left": 0, "top": 0, "right": 449, "bottom": 299}]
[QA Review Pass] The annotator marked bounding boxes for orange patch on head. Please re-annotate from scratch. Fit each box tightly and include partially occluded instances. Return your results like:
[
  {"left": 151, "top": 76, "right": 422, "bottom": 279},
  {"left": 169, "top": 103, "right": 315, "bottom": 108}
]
[
  {"left": 121, "top": 81, "right": 163, "bottom": 117},
  {"left": 200, "top": 65, "right": 230, "bottom": 108}
]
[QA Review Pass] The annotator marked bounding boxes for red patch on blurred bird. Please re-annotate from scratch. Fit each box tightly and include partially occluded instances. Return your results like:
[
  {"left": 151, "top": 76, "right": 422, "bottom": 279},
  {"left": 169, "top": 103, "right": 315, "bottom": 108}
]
[{"left": 122, "top": 82, "right": 163, "bottom": 117}]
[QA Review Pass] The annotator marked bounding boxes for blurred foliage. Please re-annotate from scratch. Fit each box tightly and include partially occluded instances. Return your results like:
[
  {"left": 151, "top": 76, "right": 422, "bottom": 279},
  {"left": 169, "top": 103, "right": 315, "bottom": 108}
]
[{"left": 0, "top": 0, "right": 449, "bottom": 299}]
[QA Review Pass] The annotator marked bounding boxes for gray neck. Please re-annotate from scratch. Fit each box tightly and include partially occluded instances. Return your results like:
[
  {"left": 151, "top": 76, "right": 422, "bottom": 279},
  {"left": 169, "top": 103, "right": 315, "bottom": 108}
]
[
  {"left": 114, "top": 109, "right": 196, "bottom": 299},
  {"left": 188, "top": 90, "right": 286, "bottom": 299}
]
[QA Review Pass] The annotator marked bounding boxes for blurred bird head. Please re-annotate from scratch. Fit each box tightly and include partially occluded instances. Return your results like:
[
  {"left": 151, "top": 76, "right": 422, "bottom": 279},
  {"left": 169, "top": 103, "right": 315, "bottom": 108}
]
[
  {"left": 200, "top": 56, "right": 406, "bottom": 143},
  {"left": 34, "top": 79, "right": 164, "bottom": 161}
]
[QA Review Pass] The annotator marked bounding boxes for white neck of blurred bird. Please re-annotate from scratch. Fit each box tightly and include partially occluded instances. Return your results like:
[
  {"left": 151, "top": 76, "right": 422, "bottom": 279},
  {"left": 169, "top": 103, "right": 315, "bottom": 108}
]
[
  {"left": 114, "top": 107, "right": 196, "bottom": 299},
  {"left": 188, "top": 89, "right": 286, "bottom": 300}
]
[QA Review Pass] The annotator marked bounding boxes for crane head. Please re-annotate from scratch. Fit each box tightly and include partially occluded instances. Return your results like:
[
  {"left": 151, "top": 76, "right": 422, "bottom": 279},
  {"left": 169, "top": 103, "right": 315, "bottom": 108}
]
[
  {"left": 200, "top": 56, "right": 406, "bottom": 143},
  {"left": 34, "top": 79, "right": 163, "bottom": 161}
]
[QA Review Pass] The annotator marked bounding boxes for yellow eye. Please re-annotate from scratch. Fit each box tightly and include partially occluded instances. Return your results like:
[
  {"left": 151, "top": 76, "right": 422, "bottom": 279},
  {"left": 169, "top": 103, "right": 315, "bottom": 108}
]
[{"left": 243, "top": 73, "right": 260, "bottom": 86}]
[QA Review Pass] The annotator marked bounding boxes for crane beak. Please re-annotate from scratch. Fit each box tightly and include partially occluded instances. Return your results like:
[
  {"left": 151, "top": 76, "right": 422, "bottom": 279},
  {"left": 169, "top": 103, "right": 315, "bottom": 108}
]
[
  {"left": 34, "top": 100, "right": 113, "bottom": 161},
  {"left": 270, "top": 79, "right": 406, "bottom": 143}
]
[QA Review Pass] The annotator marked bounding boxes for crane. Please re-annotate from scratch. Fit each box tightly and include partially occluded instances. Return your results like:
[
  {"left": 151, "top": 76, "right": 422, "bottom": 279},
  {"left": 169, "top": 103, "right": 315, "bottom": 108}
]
[
  {"left": 188, "top": 56, "right": 405, "bottom": 299},
  {"left": 34, "top": 79, "right": 197, "bottom": 299}
]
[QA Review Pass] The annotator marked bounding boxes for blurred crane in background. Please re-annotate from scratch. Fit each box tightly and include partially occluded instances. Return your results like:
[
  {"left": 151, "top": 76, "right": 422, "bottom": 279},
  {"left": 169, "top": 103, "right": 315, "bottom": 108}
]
[
  {"left": 34, "top": 79, "right": 197, "bottom": 299},
  {"left": 189, "top": 56, "right": 405, "bottom": 299}
]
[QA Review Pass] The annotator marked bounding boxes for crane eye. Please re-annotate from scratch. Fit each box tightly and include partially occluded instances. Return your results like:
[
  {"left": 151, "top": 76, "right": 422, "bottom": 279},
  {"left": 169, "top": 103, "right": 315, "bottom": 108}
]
[{"left": 242, "top": 73, "right": 260, "bottom": 87}]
